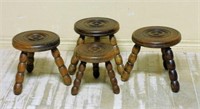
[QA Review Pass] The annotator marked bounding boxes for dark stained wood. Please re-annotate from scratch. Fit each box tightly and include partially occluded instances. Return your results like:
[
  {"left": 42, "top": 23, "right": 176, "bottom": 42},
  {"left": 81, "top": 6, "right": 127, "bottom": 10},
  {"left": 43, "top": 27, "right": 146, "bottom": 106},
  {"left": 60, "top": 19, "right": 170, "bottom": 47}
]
[
  {"left": 70, "top": 17, "right": 124, "bottom": 95},
  {"left": 51, "top": 48, "right": 71, "bottom": 85},
  {"left": 161, "top": 47, "right": 179, "bottom": 92},
  {"left": 125, "top": 26, "right": 181, "bottom": 93},
  {"left": 71, "top": 61, "right": 86, "bottom": 95},
  {"left": 132, "top": 26, "right": 181, "bottom": 48},
  {"left": 12, "top": 30, "right": 60, "bottom": 52},
  {"left": 68, "top": 35, "right": 85, "bottom": 75},
  {"left": 12, "top": 30, "right": 71, "bottom": 95},
  {"left": 109, "top": 35, "right": 127, "bottom": 75},
  {"left": 14, "top": 51, "right": 27, "bottom": 95},
  {"left": 75, "top": 42, "right": 116, "bottom": 63},
  {"left": 93, "top": 63, "right": 100, "bottom": 79},
  {"left": 105, "top": 61, "right": 120, "bottom": 94},
  {"left": 74, "top": 17, "right": 119, "bottom": 37},
  {"left": 26, "top": 52, "right": 34, "bottom": 73},
  {"left": 123, "top": 44, "right": 141, "bottom": 81}
]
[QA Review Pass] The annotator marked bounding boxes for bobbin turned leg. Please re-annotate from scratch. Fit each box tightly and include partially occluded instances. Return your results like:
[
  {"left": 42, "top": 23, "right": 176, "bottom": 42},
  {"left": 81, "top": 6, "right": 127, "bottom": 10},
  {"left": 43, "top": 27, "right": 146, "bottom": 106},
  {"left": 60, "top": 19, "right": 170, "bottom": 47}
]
[
  {"left": 68, "top": 35, "right": 85, "bottom": 75},
  {"left": 105, "top": 61, "right": 120, "bottom": 94},
  {"left": 71, "top": 61, "right": 86, "bottom": 95},
  {"left": 161, "top": 47, "right": 179, "bottom": 92},
  {"left": 109, "top": 35, "right": 127, "bottom": 76},
  {"left": 51, "top": 48, "right": 71, "bottom": 85},
  {"left": 26, "top": 52, "right": 34, "bottom": 73},
  {"left": 93, "top": 63, "right": 100, "bottom": 79},
  {"left": 14, "top": 51, "right": 28, "bottom": 95},
  {"left": 161, "top": 49, "right": 168, "bottom": 70},
  {"left": 123, "top": 44, "right": 141, "bottom": 81}
]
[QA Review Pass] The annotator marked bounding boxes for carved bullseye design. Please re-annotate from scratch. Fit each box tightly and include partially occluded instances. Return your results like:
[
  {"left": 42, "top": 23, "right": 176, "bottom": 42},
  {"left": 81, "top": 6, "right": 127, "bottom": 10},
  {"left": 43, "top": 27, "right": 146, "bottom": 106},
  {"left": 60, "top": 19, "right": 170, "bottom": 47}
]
[
  {"left": 147, "top": 29, "right": 168, "bottom": 37},
  {"left": 87, "top": 20, "right": 106, "bottom": 27},
  {"left": 27, "top": 33, "right": 45, "bottom": 41},
  {"left": 88, "top": 45, "right": 102, "bottom": 53}
]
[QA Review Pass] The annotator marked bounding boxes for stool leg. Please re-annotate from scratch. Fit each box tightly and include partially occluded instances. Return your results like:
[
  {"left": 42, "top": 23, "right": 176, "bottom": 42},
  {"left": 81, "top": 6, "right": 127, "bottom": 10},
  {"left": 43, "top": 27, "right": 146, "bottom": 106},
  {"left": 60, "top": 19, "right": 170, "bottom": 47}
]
[
  {"left": 51, "top": 48, "right": 71, "bottom": 86},
  {"left": 71, "top": 61, "right": 86, "bottom": 95},
  {"left": 14, "top": 51, "right": 28, "bottom": 95},
  {"left": 68, "top": 35, "right": 85, "bottom": 75},
  {"left": 123, "top": 44, "right": 141, "bottom": 81},
  {"left": 161, "top": 47, "right": 180, "bottom": 92},
  {"left": 105, "top": 61, "right": 120, "bottom": 94},
  {"left": 161, "top": 49, "right": 168, "bottom": 70},
  {"left": 109, "top": 35, "right": 127, "bottom": 75},
  {"left": 93, "top": 63, "right": 100, "bottom": 79},
  {"left": 26, "top": 52, "right": 34, "bottom": 73}
]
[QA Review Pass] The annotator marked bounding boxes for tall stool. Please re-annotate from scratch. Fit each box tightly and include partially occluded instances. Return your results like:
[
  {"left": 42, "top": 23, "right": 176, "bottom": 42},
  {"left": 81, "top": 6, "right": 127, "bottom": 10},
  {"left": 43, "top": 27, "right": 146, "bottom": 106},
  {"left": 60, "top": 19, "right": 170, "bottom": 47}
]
[
  {"left": 12, "top": 30, "right": 71, "bottom": 95},
  {"left": 71, "top": 42, "right": 120, "bottom": 95},
  {"left": 68, "top": 17, "right": 127, "bottom": 78},
  {"left": 123, "top": 26, "right": 181, "bottom": 92}
]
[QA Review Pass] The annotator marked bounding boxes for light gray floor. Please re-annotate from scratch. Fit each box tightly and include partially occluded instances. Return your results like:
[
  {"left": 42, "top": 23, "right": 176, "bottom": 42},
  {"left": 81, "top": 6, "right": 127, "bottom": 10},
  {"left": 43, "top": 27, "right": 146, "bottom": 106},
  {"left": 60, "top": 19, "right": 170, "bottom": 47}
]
[{"left": 0, "top": 48, "right": 199, "bottom": 109}]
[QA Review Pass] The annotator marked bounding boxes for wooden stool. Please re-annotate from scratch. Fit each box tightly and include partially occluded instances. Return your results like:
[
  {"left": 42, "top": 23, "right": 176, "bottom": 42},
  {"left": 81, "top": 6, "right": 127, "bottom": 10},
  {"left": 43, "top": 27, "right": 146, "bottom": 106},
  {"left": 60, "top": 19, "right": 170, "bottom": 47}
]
[
  {"left": 123, "top": 26, "right": 181, "bottom": 92},
  {"left": 68, "top": 17, "right": 127, "bottom": 78},
  {"left": 12, "top": 30, "right": 71, "bottom": 95},
  {"left": 71, "top": 42, "right": 120, "bottom": 95}
]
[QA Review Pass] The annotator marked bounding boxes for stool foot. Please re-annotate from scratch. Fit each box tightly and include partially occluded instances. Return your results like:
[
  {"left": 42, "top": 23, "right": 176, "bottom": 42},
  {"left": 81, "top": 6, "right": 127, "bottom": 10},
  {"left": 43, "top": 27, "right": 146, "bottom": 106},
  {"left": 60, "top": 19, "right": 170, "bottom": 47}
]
[
  {"left": 51, "top": 48, "right": 71, "bottom": 86},
  {"left": 26, "top": 52, "right": 34, "bottom": 73},
  {"left": 93, "top": 63, "right": 100, "bottom": 79},
  {"left": 162, "top": 47, "right": 180, "bottom": 92},
  {"left": 105, "top": 61, "right": 120, "bottom": 94},
  {"left": 14, "top": 51, "right": 27, "bottom": 95},
  {"left": 110, "top": 35, "right": 126, "bottom": 75},
  {"left": 71, "top": 61, "right": 86, "bottom": 95},
  {"left": 123, "top": 44, "right": 141, "bottom": 81}
]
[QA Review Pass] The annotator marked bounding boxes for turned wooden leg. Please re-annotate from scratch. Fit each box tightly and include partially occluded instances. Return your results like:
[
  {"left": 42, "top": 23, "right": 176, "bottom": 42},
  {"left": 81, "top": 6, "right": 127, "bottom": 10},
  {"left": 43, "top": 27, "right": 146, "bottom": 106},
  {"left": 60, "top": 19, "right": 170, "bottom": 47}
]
[
  {"left": 51, "top": 48, "right": 71, "bottom": 86},
  {"left": 93, "top": 63, "right": 100, "bottom": 79},
  {"left": 161, "top": 49, "right": 168, "bottom": 70},
  {"left": 105, "top": 61, "right": 120, "bottom": 94},
  {"left": 109, "top": 35, "right": 127, "bottom": 76},
  {"left": 26, "top": 52, "right": 34, "bottom": 73},
  {"left": 68, "top": 35, "right": 85, "bottom": 75},
  {"left": 71, "top": 61, "right": 86, "bottom": 95},
  {"left": 161, "top": 47, "right": 179, "bottom": 92},
  {"left": 14, "top": 51, "right": 28, "bottom": 95},
  {"left": 123, "top": 44, "right": 141, "bottom": 81}
]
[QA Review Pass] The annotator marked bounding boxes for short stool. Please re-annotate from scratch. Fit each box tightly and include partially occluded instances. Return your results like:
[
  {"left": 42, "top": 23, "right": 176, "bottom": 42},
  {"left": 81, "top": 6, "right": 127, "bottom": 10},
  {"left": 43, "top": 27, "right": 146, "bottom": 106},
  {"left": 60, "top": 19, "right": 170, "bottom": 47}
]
[
  {"left": 68, "top": 17, "right": 127, "bottom": 78},
  {"left": 12, "top": 30, "right": 72, "bottom": 95},
  {"left": 71, "top": 42, "right": 120, "bottom": 95},
  {"left": 123, "top": 26, "right": 181, "bottom": 92}
]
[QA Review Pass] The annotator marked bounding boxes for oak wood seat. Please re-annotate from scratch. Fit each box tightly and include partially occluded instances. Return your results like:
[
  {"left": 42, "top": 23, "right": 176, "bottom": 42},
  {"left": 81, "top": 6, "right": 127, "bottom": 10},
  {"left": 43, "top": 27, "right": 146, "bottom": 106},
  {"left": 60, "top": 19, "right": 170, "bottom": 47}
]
[
  {"left": 12, "top": 30, "right": 71, "bottom": 95},
  {"left": 123, "top": 26, "right": 181, "bottom": 93}
]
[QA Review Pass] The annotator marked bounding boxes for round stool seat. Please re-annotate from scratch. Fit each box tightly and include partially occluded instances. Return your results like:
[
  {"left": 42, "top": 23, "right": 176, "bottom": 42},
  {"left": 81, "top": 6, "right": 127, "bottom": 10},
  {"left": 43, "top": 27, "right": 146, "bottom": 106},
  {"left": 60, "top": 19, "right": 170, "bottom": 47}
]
[
  {"left": 74, "top": 17, "right": 119, "bottom": 37},
  {"left": 75, "top": 42, "right": 115, "bottom": 63},
  {"left": 12, "top": 30, "right": 60, "bottom": 52},
  {"left": 132, "top": 26, "right": 181, "bottom": 48}
]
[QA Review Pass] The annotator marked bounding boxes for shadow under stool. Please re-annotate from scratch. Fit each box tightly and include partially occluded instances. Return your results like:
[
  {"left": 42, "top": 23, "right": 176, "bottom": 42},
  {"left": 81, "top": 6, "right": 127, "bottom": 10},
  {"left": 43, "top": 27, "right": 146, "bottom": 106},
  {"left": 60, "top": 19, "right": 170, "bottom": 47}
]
[
  {"left": 68, "top": 17, "right": 127, "bottom": 79},
  {"left": 123, "top": 26, "right": 181, "bottom": 92},
  {"left": 12, "top": 30, "right": 72, "bottom": 95},
  {"left": 71, "top": 42, "right": 120, "bottom": 95}
]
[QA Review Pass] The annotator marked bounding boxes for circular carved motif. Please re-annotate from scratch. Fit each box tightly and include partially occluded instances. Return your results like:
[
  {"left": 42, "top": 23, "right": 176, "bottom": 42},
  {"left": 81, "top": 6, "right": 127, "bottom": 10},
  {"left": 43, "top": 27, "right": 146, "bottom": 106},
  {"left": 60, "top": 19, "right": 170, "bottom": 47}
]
[
  {"left": 88, "top": 45, "right": 102, "bottom": 53},
  {"left": 86, "top": 20, "right": 107, "bottom": 28},
  {"left": 145, "top": 29, "right": 170, "bottom": 37},
  {"left": 27, "top": 33, "right": 46, "bottom": 41}
]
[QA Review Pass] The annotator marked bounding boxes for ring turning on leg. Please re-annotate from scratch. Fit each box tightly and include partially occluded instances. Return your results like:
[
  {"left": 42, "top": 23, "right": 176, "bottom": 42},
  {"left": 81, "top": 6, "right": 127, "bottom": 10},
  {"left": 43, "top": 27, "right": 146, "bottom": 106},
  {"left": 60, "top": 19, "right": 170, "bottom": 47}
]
[
  {"left": 161, "top": 47, "right": 179, "bottom": 92},
  {"left": 105, "top": 61, "right": 120, "bottom": 94},
  {"left": 123, "top": 44, "right": 141, "bottom": 81},
  {"left": 14, "top": 51, "right": 28, "bottom": 95},
  {"left": 51, "top": 48, "right": 71, "bottom": 86},
  {"left": 71, "top": 61, "right": 86, "bottom": 95}
]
